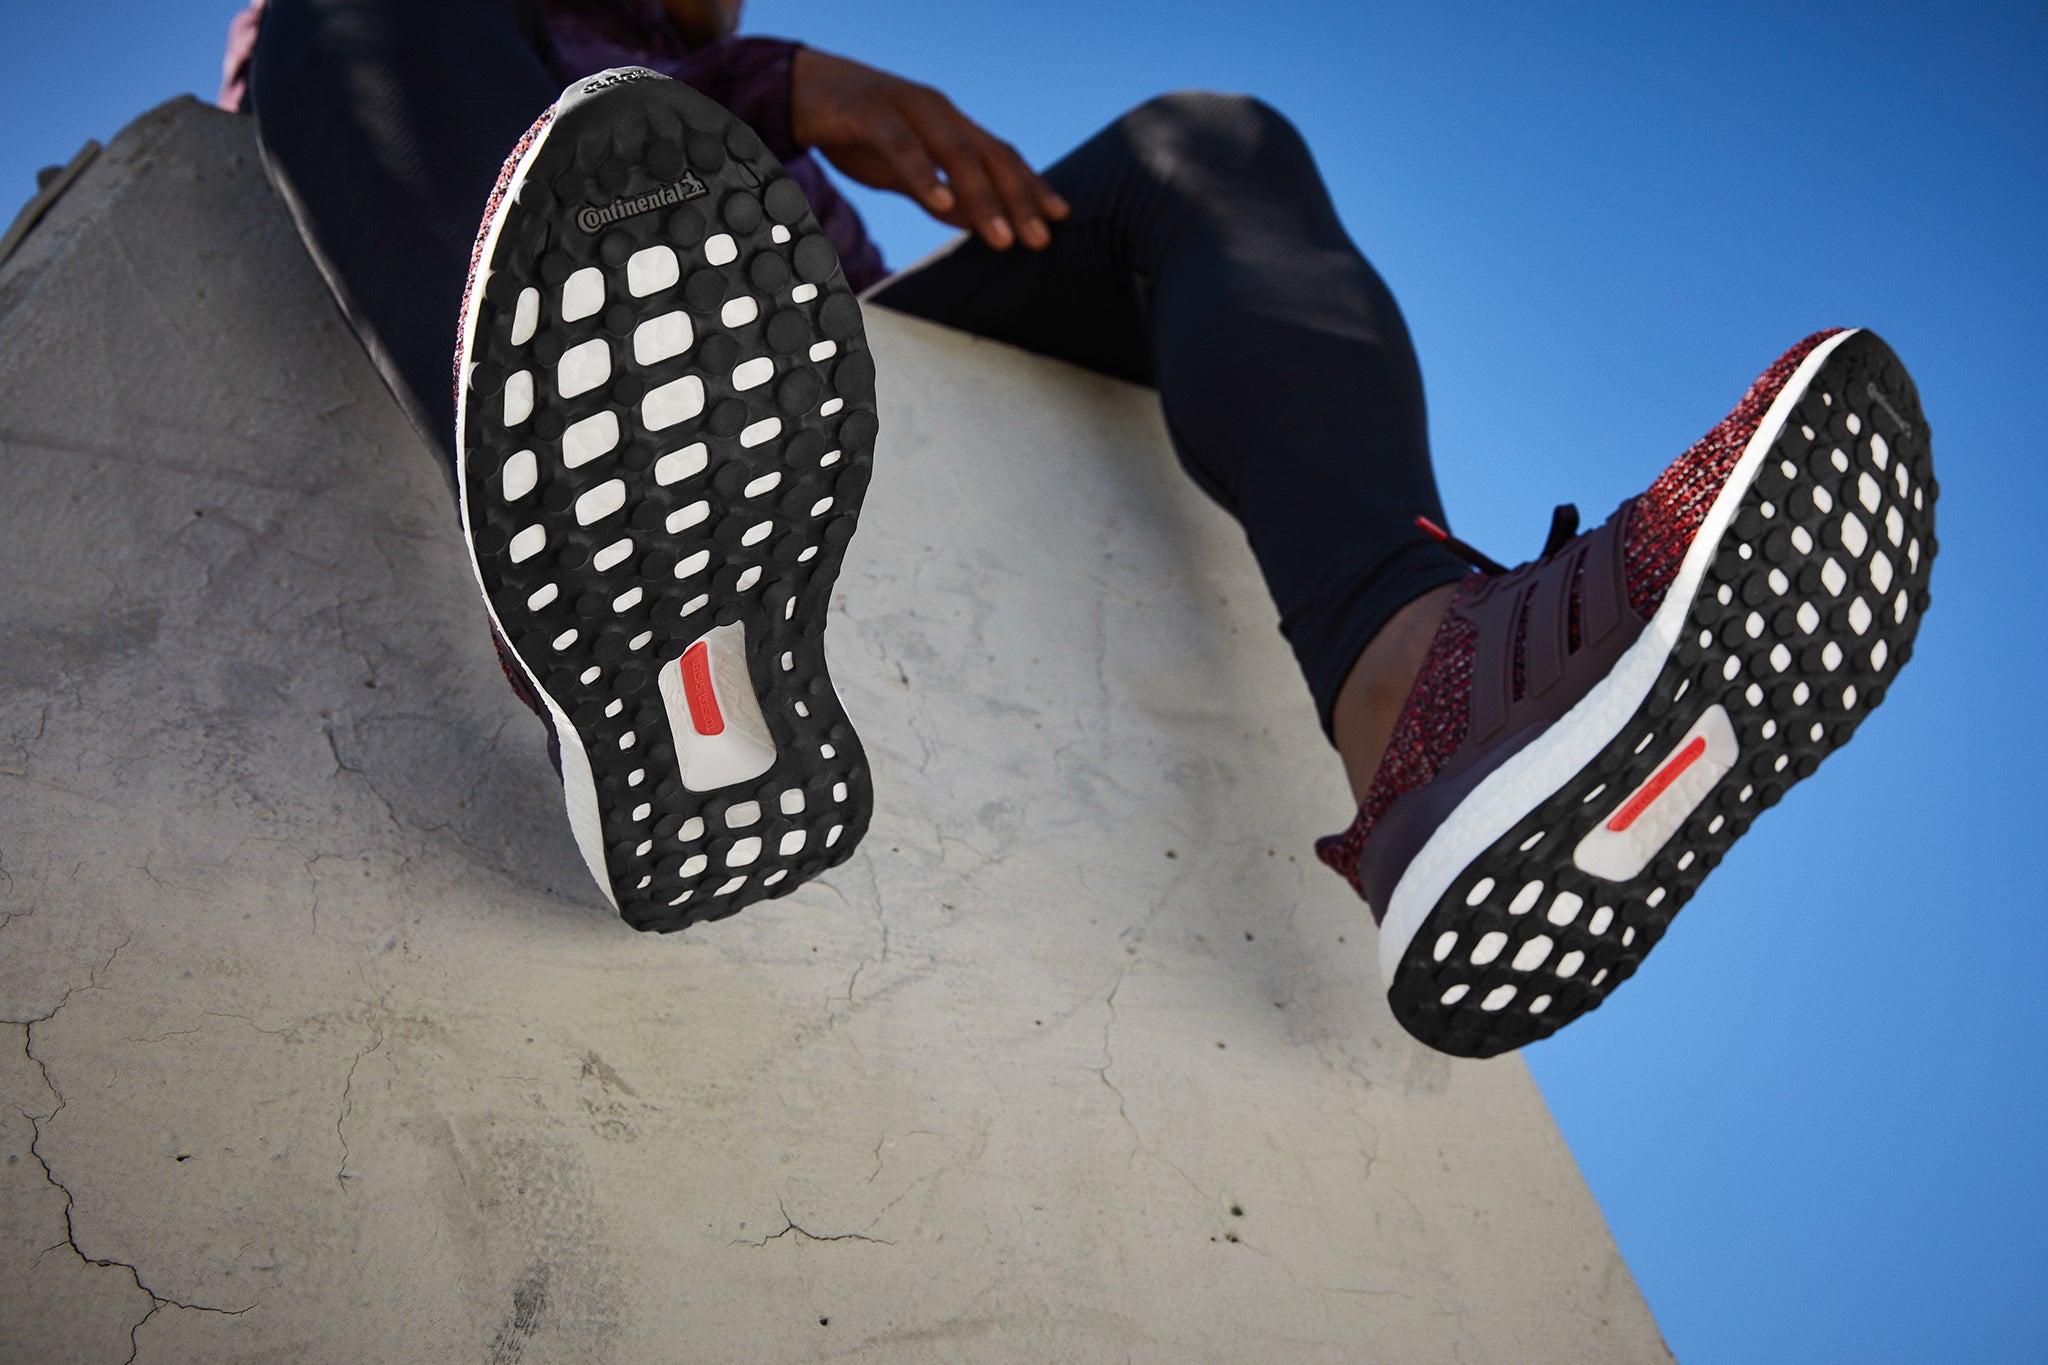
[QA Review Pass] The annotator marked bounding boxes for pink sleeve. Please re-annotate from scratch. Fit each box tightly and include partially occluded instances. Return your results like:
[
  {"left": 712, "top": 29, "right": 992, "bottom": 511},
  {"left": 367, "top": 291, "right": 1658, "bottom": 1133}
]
[{"left": 216, "top": 0, "right": 268, "bottom": 112}]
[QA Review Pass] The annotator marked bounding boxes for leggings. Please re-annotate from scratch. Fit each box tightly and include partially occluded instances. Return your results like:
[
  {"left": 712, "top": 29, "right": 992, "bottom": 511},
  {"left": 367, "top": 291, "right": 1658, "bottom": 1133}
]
[{"left": 250, "top": 0, "right": 1469, "bottom": 734}]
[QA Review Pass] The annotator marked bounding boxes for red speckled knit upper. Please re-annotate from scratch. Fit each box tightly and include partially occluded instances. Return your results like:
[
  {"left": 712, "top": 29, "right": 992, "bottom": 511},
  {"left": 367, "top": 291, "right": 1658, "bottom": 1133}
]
[
  {"left": 457, "top": 103, "right": 558, "bottom": 410},
  {"left": 1620, "top": 330, "right": 1843, "bottom": 615},
  {"left": 1316, "top": 330, "right": 1844, "bottom": 901}
]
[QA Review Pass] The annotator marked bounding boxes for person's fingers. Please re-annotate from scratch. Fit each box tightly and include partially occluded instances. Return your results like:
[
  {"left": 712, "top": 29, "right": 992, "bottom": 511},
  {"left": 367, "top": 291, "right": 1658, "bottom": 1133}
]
[
  {"left": 974, "top": 135, "right": 1054, "bottom": 249},
  {"left": 934, "top": 135, "right": 1012, "bottom": 248},
  {"left": 871, "top": 113, "right": 955, "bottom": 215},
  {"left": 903, "top": 97, "right": 1014, "bottom": 248},
  {"left": 1035, "top": 180, "right": 1072, "bottom": 222}
]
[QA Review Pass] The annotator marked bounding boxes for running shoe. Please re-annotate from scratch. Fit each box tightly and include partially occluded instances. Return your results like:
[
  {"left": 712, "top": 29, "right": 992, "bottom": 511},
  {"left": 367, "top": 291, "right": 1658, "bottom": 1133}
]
[
  {"left": 1318, "top": 328, "right": 1936, "bottom": 1057},
  {"left": 455, "top": 68, "right": 878, "bottom": 929}
]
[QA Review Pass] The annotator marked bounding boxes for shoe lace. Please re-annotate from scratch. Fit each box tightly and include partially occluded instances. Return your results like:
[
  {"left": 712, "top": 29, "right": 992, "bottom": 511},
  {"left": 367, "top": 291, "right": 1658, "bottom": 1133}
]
[{"left": 1414, "top": 504, "right": 1579, "bottom": 577}]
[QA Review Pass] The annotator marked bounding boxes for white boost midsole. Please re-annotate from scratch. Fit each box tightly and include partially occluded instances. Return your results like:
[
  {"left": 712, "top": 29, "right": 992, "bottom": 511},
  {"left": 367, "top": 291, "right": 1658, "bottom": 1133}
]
[
  {"left": 1376, "top": 330, "right": 1860, "bottom": 983},
  {"left": 454, "top": 113, "right": 621, "bottom": 909}
]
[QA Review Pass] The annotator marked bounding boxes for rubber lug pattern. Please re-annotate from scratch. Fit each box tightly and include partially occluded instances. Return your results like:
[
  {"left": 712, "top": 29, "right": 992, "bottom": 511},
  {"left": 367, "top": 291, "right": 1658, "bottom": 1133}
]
[{"left": 458, "top": 73, "right": 877, "bottom": 930}]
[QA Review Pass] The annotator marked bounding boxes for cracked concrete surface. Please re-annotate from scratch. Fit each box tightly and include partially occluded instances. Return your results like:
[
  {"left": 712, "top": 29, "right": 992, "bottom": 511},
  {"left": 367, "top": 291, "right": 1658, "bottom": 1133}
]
[
  {"left": 10, "top": 938, "right": 254, "bottom": 1364},
  {"left": 0, "top": 99, "right": 1673, "bottom": 1362}
]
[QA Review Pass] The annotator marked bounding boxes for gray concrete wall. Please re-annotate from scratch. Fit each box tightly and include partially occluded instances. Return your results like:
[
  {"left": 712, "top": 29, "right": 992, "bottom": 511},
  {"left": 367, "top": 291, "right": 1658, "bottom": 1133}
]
[{"left": 0, "top": 99, "right": 1672, "bottom": 1364}]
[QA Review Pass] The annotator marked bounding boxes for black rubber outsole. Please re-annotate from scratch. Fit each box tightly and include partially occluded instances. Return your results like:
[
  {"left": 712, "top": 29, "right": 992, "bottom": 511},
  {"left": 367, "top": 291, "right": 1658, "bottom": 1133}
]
[
  {"left": 1388, "top": 331, "right": 1936, "bottom": 1057},
  {"left": 457, "top": 71, "right": 877, "bottom": 931}
]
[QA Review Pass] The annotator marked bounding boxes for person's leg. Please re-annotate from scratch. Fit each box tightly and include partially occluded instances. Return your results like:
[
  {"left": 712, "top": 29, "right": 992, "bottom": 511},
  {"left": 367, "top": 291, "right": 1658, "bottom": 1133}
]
[
  {"left": 877, "top": 98, "right": 1940, "bottom": 1063},
  {"left": 249, "top": 0, "right": 564, "bottom": 469},
  {"left": 871, "top": 92, "right": 1470, "bottom": 752}
]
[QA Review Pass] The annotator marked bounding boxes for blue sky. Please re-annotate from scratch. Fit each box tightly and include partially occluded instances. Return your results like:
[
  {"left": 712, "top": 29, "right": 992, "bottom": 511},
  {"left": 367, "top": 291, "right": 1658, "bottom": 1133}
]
[{"left": 5, "top": 2, "right": 2043, "bottom": 1360}]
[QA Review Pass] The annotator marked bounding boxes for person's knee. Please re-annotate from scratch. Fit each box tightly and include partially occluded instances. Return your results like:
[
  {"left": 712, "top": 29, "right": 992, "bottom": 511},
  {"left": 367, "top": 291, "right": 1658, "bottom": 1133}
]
[{"left": 1120, "top": 90, "right": 1309, "bottom": 177}]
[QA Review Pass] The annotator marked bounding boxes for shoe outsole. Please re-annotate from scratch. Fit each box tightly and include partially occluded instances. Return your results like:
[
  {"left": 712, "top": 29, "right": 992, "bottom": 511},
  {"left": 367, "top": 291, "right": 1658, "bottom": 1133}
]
[
  {"left": 1384, "top": 330, "right": 1936, "bottom": 1057},
  {"left": 455, "top": 70, "right": 877, "bottom": 930}
]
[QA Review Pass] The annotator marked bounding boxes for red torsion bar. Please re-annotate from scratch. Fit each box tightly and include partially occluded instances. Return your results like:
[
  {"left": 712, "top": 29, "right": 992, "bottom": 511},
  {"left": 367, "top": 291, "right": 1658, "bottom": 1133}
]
[
  {"left": 1607, "top": 736, "right": 1707, "bottom": 832},
  {"left": 679, "top": 640, "right": 725, "bottom": 736}
]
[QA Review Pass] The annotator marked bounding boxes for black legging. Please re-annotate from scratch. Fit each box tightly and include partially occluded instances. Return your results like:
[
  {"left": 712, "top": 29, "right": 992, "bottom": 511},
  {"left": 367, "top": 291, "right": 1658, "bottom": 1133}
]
[{"left": 250, "top": 0, "right": 1468, "bottom": 734}]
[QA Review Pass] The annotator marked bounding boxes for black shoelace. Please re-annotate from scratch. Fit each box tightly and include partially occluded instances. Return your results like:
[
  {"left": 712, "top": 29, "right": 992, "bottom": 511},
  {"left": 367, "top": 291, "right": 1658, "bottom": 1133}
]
[{"left": 1415, "top": 504, "right": 1579, "bottom": 577}]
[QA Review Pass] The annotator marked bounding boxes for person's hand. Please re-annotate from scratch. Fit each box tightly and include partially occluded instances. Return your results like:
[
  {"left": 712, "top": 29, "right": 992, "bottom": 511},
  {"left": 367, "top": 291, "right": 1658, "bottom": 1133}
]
[{"left": 789, "top": 48, "right": 1070, "bottom": 250}]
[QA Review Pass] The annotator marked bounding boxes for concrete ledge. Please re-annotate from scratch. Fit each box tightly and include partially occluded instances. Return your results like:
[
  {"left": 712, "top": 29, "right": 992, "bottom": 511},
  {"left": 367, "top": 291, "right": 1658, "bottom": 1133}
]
[{"left": 0, "top": 99, "right": 1670, "bottom": 1363}]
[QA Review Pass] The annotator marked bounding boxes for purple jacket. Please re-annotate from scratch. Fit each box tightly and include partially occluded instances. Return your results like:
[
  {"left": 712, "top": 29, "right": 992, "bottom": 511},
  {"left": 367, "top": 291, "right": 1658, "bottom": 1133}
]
[{"left": 217, "top": 0, "right": 886, "bottom": 288}]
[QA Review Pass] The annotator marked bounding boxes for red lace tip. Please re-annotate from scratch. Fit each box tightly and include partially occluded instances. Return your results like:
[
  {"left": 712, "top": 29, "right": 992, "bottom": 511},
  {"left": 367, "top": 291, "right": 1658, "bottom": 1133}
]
[{"left": 1414, "top": 514, "right": 1451, "bottom": 543}]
